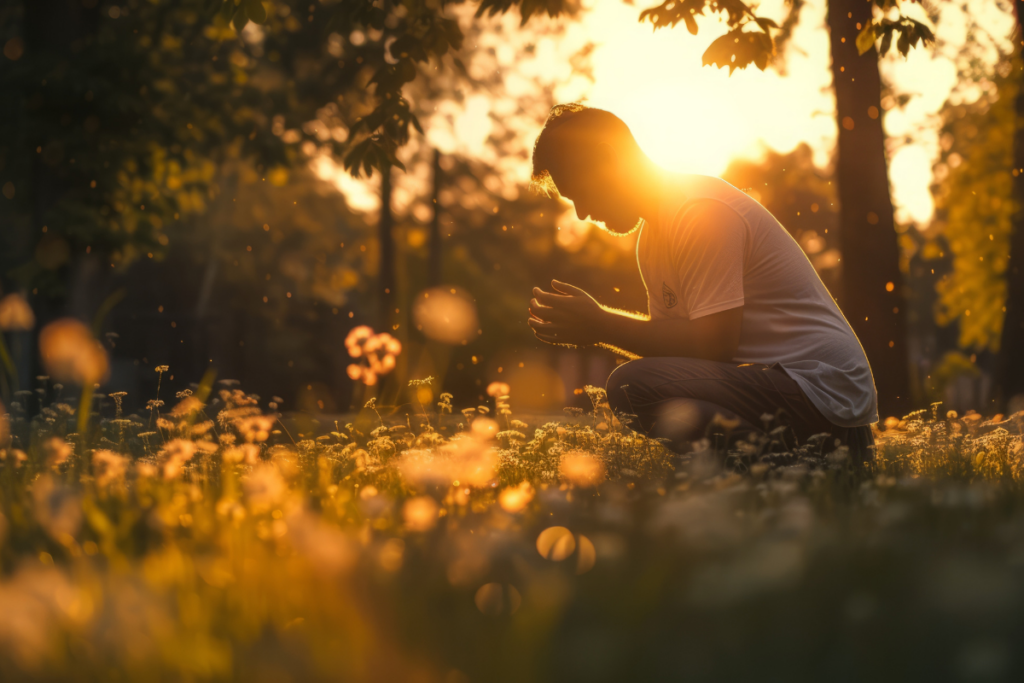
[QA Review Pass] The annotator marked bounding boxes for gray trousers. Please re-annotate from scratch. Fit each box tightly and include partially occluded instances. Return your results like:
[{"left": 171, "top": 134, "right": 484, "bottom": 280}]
[{"left": 605, "top": 358, "right": 874, "bottom": 460}]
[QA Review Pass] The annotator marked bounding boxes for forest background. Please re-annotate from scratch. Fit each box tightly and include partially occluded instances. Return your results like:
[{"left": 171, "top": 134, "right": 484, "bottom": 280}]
[{"left": 0, "top": 0, "right": 1020, "bottom": 421}]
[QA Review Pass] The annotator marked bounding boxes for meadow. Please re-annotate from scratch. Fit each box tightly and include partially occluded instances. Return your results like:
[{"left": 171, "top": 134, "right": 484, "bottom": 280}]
[{"left": 2, "top": 351, "right": 1024, "bottom": 683}]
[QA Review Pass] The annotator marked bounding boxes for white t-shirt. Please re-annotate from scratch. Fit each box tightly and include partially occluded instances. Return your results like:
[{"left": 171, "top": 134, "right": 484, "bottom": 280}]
[{"left": 637, "top": 173, "right": 878, "bottom": 428}]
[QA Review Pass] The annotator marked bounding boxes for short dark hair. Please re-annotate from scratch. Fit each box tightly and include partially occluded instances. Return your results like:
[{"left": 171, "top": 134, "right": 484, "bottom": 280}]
[{"left": 530, "top": 104, "right": 637, "bottom": 197}]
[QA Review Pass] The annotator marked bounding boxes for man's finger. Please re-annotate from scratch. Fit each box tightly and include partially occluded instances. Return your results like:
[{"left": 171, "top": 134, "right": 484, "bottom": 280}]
[
  {"left": 532, "top": 287, "right": 569, "bottom": 306},
  {"left": 528, "top": 317, "right": 561, "bottom": 332},
  {"left": 550, "top": 280, "right": 587, "bottom": 297},
  {"left": 529, "top": 297, "right": 554, "bottom": 311}
]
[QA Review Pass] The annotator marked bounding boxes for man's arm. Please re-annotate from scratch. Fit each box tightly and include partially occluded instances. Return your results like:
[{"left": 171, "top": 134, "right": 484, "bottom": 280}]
[{"left": 528, "top": 280, "right": 743, "bottom": 362}]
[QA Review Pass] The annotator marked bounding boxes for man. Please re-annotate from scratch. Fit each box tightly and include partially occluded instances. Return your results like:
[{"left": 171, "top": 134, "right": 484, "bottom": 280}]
[{"left": 527, "top": 104, "right": 877, "bottom": 458}]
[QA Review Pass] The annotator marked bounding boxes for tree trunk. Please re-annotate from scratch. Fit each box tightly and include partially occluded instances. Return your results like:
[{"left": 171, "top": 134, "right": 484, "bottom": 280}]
[
  {"left": 827, "top": 0, "right": 910, "bottom": 418},
  {"left": 998, "top": 8, "right": 1024, "bottom": 412},
  {"left": 428, "top": 149, "right": 443, "bottom": 287},
  {"left": 379, "top": 166, "right": 395, "bottom": 332}
]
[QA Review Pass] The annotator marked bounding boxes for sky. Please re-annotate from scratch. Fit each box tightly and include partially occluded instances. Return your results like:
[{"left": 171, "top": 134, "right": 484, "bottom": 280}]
[{"left": 321, "top": 0, "right": 1016, "bottom": 228}]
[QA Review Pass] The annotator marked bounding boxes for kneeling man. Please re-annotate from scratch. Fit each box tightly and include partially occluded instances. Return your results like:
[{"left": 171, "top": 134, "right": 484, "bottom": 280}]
[{"left": 527, "top": 104, "right": 877, "bottom": 458}]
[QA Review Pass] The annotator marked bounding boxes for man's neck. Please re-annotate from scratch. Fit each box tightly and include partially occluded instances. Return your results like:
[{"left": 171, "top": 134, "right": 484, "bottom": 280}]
[{"left": 632, "top": 161, "right": 674, "bottom": 228}]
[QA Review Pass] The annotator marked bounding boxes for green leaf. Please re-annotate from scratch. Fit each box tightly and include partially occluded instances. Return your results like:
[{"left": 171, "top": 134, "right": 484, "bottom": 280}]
[
  {"left": 245, "top": 0, "right": 266, "bottom": 24},
  {"left": 702, "top": 28, "right": 774, "bottom": 75},
  {"left": 897, "top": 29, "right": 910, "bottom": 56},
  {"left": 855, "top": 22, "right": 877, "bottom": 56},
  {"left": 232, "top": 7, "right": 248, "bottom": 32},
  {"left": 880, "top": 28, "right": 893, "bottom": 56}
]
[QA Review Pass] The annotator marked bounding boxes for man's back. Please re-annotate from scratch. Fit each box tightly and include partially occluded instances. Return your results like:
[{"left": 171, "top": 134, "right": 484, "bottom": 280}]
[{"left": 637, "top": 174, "right": 878, "bottom": 427}]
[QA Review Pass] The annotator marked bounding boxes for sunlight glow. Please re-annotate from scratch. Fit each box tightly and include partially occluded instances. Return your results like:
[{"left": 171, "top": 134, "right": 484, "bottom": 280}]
[{"left": 320, "top": 0, "right": 1014, "bottom": 230}]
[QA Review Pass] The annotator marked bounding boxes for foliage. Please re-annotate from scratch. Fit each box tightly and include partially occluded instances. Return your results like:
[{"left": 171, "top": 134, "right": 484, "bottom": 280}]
[
  {"left": 930, "top": 54, "right": 1018, "bottom": 352},
  {"left": 0, "top": 0, "right": 378, "bottom": 287},
  {"left": 3, "top": 370, "right": 1024, "bottom": 679},
  {"left": 855, "top": 3, "right": 935, "bottom": 58}
]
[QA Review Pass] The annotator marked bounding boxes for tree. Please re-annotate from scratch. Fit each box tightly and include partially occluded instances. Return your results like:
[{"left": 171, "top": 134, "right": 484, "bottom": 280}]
[
  {"left": 825, "top": 0, "right": 910, "bottom": 415},
  {"left": 999, "top": 2, "right": 1024, "bottom": 410}
]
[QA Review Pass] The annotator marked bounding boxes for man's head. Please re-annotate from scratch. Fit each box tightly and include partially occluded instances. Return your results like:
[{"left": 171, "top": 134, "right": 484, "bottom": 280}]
[{"left": 531, "top": 104, "right": 652, "bottom": 235}]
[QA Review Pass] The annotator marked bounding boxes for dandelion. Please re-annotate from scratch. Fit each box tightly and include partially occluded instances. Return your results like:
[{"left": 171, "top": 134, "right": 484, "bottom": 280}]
[
  {"left": 38, "top": 319, "right": 109, "bottom": 385},
  {"left": 0, "top": 293, "right": 34, "bottom": 331}
]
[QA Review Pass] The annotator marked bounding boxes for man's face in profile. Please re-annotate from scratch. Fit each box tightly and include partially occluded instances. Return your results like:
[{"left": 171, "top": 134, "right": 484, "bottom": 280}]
[{"left": 548, "top": 155, "right": 644, "bottom": 236}]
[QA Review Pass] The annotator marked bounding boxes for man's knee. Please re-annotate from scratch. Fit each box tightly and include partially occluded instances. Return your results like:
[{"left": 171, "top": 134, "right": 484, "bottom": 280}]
[{"left": 605, "top": 360, "right": 651, "bottom": 416}]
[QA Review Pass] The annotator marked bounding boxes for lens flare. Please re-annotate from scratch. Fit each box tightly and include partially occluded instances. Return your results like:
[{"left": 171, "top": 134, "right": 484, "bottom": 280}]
[
  {"left": 499, "top": 481, "right": 534, "bottom": 513},
  {"left": 474, "top": 583, "right": 522, "bottom": 616},
  {"left": 413, "top": 287, "right": 479, "bottom": 345},
  {"left": 537, "top": 526, "right": 576, "bottom": 561},
  {"left": 403, "top": 496, "right": 440, "bottom": 532},
  {"left": 559, "top": 451, "right": 606, "bottom": 487}
]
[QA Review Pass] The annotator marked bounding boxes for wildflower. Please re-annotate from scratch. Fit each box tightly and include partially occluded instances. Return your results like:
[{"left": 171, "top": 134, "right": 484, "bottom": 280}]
[
  {"left": 223, "top": 443, "right": 260, "bottom": 465},
  {"left": 42, "top": 437, "right": 73, "bottom": 468},
  {"left": 32, "top": 474, "right": 82, "bottom": 540},
  {"left": 560, "top": 451, "right": 606, "bottom": 487},
  {"left": 399, "top": 450, "right": 450, "bottom": 487},
  {"left": 159, "top": 439, "right": 197, "bottom": 480},
  {"left": 403, "top": 496, "right": 440, "bottom": 532},
  {"left": 236, "top": 415, "right": 275, "bottom": 442},
  {"left": 286, "top": 510, "right": 357, "bottom": 577},
  {"left": 136, "top": 462, "right": 158, "bottom": 478},
  {"left": 499, "top": 481, "right": 534, "bottom": 513},
  {"left": 38, "top": 319, "right": 109, "bottom": 385},
  {"left": 486, "top": 381, "right": 510, "bottom": 398},
  {"left": 0, "top": 293, "right": 35, "bottom": 331},
  {"left": 191, "top": 420, "right": 215, "bottom": 436},
  {"left": 92, "top": 449, "right": 128, "bottom": 487},
  {"left": 242, "top": 464, "right": 287, "bottom": 513},
  {"left": 169, "top": 396, "right": 203, "bottom": 417},
  {"left": 345, "top": 326, "right": 402, "bottom": 386}
]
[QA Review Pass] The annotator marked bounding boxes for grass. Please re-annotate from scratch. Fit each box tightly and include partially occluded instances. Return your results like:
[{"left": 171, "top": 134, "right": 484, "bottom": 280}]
[{"left": 2, "top": 374, "right": 1024, "bottom": 682}]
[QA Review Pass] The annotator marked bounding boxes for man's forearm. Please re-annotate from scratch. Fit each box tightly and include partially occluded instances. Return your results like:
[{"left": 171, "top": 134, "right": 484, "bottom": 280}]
[{"left": 593, "top": 308, "right": 740, "bottom": 362}]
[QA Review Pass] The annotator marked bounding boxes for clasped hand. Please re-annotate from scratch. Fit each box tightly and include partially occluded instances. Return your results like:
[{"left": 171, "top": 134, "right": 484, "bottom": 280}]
[{"left": 528, "top": 280, "right": 603, "bottom": 347}]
